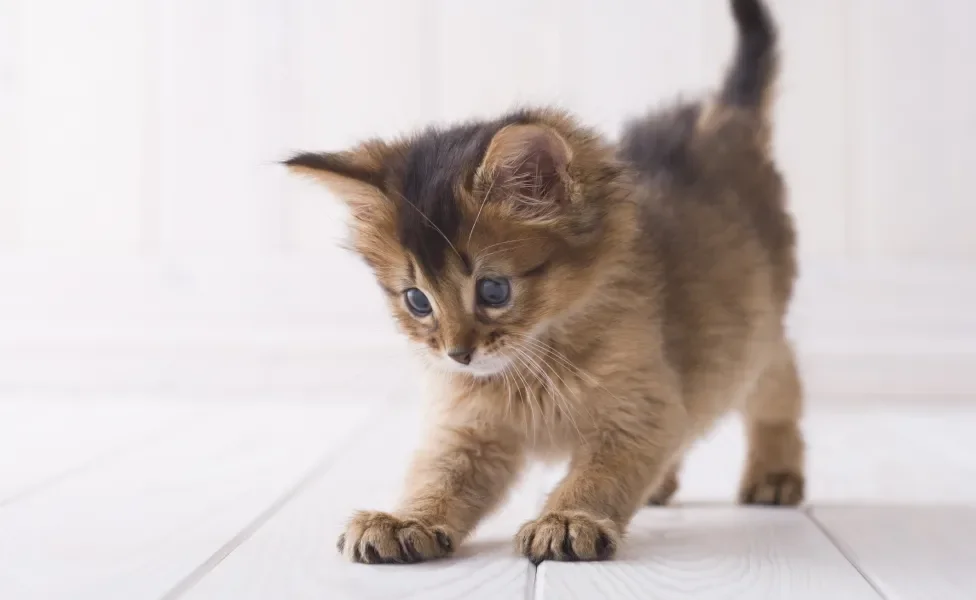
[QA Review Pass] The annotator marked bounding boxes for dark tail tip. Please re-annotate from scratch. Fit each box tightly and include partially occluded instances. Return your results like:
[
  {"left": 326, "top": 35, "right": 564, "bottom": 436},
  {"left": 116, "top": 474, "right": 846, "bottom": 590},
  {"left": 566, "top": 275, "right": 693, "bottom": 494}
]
[
  {"left": 731, "top": 0, "right": 772, "bottom": 35},
  {"left": 721, "top": 0, "right": 778, "bottom": 110}
]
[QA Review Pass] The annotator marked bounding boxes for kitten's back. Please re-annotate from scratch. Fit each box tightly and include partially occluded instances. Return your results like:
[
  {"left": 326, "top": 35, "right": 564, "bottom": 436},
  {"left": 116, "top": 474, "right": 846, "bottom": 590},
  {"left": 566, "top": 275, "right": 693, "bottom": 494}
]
[
  {"left": 618, "top": 0, "right": 794, "bottom": 308},
  {"left": 610, "top": 0, "right": 795, "bottom": 394},
  {"left": 619, "top": 0, "right": 778, "bottom": 186}
]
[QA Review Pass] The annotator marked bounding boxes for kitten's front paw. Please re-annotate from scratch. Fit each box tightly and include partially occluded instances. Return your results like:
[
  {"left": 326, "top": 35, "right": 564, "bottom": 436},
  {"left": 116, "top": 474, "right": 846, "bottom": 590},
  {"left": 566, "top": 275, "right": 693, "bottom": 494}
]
[
  {"left": 337, "top": 511, "right": 455, "bottom": 564},
  {"left": 515, "top": 510, "right": 620, "bottom": 564}
]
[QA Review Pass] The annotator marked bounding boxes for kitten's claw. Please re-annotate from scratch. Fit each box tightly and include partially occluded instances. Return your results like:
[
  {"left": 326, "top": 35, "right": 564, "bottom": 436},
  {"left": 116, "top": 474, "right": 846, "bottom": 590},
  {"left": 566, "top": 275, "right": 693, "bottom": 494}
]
[
  {"left": 339, "top": 510, "right": 455, "bottom": 564},
  {"left": 515, "top": 510, "right": 619, "bottom": 564},
  {"left": 739, "top": 470, "right": 805, "bottom": 506}
]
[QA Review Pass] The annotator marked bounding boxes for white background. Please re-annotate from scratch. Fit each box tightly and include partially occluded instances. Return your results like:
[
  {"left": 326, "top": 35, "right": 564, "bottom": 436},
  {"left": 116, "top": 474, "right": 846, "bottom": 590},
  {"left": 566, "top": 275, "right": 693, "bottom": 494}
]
[{"left": 1, "top": 0, "right": 974, "bottom": 398}]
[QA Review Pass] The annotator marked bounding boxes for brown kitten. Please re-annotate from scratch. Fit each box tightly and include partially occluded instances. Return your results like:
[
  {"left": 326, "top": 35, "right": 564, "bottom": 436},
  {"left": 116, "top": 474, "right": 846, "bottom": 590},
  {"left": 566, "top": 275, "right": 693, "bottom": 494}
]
[{"left": 288, "top": 0, "right": 803, "bottom": 565}]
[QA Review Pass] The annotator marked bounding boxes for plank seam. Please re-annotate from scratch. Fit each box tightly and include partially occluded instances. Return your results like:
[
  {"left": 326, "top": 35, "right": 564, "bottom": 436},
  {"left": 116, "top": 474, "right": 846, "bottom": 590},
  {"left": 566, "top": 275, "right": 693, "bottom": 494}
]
[
  {"left": 804, "top": 508, "right": 889, "bottom": 600},
  {"left": 527, "top": 559, "right": 539, "bottom": 600},
  {"left": 157, "top": 397, "right": 399, "bottom": 600}
]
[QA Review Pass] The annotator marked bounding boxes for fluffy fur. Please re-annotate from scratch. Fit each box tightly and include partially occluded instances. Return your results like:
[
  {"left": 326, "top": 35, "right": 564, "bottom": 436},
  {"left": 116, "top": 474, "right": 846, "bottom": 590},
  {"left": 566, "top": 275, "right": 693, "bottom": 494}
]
[{"left": 288, "top": 0, "right": 803, "bottom": 564}]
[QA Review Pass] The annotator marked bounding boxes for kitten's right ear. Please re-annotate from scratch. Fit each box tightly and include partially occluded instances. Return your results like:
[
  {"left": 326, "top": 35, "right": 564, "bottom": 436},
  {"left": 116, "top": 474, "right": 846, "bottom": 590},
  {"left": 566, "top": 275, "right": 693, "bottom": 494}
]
[
  {"left": 282, "top": 142, "right": 390, "bottom": 214},
  {"left": 476, "top": 124, "right": 575, "bottom": 222}
]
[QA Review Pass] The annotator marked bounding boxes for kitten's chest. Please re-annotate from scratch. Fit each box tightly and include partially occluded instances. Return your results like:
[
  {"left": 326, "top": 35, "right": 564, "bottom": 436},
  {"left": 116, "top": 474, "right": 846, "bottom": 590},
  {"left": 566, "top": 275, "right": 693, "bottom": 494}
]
[{"left": 508, "top": 364, "right": 590, "bottom": 453}]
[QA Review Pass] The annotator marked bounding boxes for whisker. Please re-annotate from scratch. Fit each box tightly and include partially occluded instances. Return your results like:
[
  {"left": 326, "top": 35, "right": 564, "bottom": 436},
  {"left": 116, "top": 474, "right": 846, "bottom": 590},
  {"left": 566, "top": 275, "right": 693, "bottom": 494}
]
[
  {"left": 390, "top": 188, "right": 463, "bottom": 261},
  {"left": 477, "top": 236, "right": 543, "bottom": 254},
  {"left": 509, "top": 334, "right": 603, "bottom": 422},
  {"left": 519, "top": 339, "right": 589, "bottom": 386},
  {"left": 502, "top": 367, "right": 515, "bottom": 423},
  {"left": 519, "top": 344, "right": 585, "bottom": 436},
  {"left": 518, "top": 344, "right": 592, "bottom": 441},
  {"left": 511, "top": 333, "right": 603, "bottom": 388},
  {"left": 512, "top": 346, "right": 555, "bottom": 409},
  {"left": 511, "top": 352, "right": 552, "bottom": 446},
  {"left": 474, "top": 237, "right": 543, "bottom": 262},
  {"left": 508, "top": 355, "right": 538, "bottom": 446},
  {"left": 511, "top": 345, "right": 564, "bottom": 446},
  {"left": 466, "top": 172, "right": 497, "bottom": 247}
]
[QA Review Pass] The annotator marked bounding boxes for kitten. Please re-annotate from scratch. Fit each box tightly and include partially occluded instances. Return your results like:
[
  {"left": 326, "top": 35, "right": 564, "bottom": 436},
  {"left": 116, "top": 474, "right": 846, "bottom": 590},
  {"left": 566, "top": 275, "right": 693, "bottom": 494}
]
[{"left": 286, "top": 0, "right": 802, "bottom": 564}]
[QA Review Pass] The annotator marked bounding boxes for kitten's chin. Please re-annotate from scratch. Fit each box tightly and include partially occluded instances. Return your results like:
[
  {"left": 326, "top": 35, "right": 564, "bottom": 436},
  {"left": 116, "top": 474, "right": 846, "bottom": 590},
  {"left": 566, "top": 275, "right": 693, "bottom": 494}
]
[{"left": 438, "top": 355, "right": 512, "bottom": 379}]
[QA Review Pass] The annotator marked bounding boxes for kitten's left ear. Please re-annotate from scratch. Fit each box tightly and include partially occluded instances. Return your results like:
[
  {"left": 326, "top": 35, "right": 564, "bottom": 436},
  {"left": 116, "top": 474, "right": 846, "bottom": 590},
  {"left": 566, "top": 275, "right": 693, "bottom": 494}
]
[
  {"left": 477, "top": 124, "right": 575, "bottom": 218},
  {"left": 282, "top": 141, "right": 391, "bottom": 215}
]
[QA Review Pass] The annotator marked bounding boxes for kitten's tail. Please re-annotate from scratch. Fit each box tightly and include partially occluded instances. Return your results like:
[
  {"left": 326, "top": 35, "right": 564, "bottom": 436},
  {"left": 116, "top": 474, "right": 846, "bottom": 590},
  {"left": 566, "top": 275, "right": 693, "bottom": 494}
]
[{"left": 719, "top": 0, "right": 778, "bottom": 122}]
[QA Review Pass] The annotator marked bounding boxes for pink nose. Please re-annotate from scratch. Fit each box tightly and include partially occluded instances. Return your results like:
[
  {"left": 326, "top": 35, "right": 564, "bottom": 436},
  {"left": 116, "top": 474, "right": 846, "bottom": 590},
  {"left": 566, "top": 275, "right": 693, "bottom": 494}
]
[{"left": 448, "top": 348, "right": 473, "bottom": 365}]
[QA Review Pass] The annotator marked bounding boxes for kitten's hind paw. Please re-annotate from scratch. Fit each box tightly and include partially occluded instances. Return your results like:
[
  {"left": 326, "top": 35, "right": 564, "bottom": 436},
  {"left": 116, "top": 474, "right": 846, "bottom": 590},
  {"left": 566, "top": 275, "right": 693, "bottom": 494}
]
[
  {"left": 739, "top": 470, "right": 805, "bottom": 506},
  {"left": 645, "top": 469, "right": 680, "bottom": 506}
]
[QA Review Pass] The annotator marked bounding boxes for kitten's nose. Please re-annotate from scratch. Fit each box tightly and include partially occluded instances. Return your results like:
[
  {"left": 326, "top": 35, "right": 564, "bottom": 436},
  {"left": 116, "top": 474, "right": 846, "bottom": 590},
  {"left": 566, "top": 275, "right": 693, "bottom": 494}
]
[{"left": 448, "top": 348, "right": 473, "bottom": 365}]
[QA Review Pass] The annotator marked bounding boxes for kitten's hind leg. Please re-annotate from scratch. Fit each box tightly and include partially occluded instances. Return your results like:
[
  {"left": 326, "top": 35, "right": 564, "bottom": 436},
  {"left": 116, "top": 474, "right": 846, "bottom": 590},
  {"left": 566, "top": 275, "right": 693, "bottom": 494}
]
[
  {"left": 738, "top": 340, "right": 805, "bottom": 506},
  {"left": 645, "top": 461, "right": 681, "bottom": 506}
]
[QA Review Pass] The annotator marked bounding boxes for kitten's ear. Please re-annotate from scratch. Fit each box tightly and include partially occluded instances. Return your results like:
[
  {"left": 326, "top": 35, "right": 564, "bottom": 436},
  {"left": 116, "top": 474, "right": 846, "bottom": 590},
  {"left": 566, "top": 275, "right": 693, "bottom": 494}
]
[
  {"left": 478, "top": 124, "right": 574, "bottom": 217},
  {"left": 282, "top": 141, "right": 390, "bottom": 214}
]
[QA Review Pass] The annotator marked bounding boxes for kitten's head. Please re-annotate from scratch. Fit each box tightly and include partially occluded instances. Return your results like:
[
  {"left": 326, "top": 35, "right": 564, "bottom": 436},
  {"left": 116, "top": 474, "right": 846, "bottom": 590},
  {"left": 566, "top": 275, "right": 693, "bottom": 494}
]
[{"left": 285, "top": 109, "right": 635, "bottom": 378}]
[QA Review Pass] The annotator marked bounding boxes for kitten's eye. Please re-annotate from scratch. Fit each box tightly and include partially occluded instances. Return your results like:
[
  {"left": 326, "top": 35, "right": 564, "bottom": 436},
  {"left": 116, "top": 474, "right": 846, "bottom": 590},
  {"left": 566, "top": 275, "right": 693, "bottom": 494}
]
[
  {"left": 476, "top": 277, "right": 511, "bottom": 307},
  {"left": 404, "top": 288, "right": 432, "bottom": 316}
]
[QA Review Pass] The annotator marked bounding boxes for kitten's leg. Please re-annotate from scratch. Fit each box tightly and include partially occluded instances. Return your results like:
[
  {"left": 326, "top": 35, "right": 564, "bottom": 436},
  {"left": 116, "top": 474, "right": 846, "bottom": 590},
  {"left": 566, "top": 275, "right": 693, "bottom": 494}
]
[
  {"left": 738, "top": 341, "right": 805, "bottom": 506},
  {"left": 516, "top": 399, "right": 685, "bottom": 563},
  {"left": 338, "top": 424, "right": 523, "bottom": 564},
  {"left": 645, "top": 460, "right": 681, "bottom": 506}
]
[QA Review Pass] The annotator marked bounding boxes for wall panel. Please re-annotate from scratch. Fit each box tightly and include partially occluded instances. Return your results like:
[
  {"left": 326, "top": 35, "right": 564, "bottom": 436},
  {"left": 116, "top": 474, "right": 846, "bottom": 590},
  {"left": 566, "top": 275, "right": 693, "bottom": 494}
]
[
  {"left": 0, "top": 0, "right": 20, "bottom": 248},
  {"left": 154, "top": 0, "right": 288, "bottom": 255},
  {"left": 772, "top": 0, "right": 852, "bottom": 259},
  {"left": 282, "top": 0, "right": 437, "bottom": 256},
  {"left": 0, "top": 1, "right": 972, "bottom": 263},
  {"left": 560, "top": 0, "right": 705, "bottom": 137},
  {"left": 1, "top": 0, "right": 975, "bottom": 397},
  {"left": 19, "top": 0, "right": 148, "bottom": 251},
  {"left": 435, "top": 0, "right": 563, "bottom": 123},
  {"left": 850, "top": 0, "right": 976, "bottom": 260}
]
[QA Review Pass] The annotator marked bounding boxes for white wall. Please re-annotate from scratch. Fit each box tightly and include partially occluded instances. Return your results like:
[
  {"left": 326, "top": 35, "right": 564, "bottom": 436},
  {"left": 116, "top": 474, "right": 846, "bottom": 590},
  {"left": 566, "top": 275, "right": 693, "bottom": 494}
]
[{"left": 1, "top": 0, "right": 974, "bottom": 397}]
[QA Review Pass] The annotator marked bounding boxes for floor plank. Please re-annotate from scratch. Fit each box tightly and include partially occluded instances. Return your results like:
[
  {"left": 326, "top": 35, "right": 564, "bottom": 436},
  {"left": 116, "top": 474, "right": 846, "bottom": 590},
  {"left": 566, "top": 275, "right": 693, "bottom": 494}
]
[
  {"left": 181, "top": 407, "right": 543, "bottom": 600},
  {"left": 536, "top": 508, "right": 882, "bottom": 600},
  {"left": 0, "top": 399, "right": 199, "bottom": 504},
  {"left": 0, "top": 402, "right": 376, "bottom": 600},
  {"left": 812, "top": 506, "right": 976, "bottom": 600},
  {"left": 4, "top": 400, "right": 974, "bottom": 599}
]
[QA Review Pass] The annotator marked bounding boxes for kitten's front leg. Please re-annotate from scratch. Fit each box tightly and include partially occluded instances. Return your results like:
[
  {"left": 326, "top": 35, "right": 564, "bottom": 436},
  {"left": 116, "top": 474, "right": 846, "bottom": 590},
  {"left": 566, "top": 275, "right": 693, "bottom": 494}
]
[
  {"left": 516, "top": 397, "right": 684, "bottom": 563},
  {"left": 338, "top": 423, "right": 523, "bottom": 564}
]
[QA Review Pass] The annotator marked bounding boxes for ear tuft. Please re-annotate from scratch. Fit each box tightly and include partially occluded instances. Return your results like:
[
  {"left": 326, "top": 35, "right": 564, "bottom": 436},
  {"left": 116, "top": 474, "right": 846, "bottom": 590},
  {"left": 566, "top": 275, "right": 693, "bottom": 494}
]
[
  {"left": 282, "top": 144, "right": 391, "bottom": 215},
  {"left": 282, "top": 152, "right": 384, "bottom": 190},
  {"left": 479, "top": 124, "right": 573, "bottom": 214}
]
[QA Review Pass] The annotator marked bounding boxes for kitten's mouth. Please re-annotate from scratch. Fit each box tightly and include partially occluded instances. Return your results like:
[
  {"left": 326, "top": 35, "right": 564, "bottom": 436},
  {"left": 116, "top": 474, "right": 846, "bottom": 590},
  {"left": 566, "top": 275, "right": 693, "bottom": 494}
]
[{"left": 439, "top": 353, "right": 512, "bottom": 378}]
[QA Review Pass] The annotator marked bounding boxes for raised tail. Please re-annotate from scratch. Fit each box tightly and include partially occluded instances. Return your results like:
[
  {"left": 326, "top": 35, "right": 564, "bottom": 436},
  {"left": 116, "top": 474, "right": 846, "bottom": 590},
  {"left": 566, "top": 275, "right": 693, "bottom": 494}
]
[{"left": 720, "top": 0, "right": 778, "bottom": 117}]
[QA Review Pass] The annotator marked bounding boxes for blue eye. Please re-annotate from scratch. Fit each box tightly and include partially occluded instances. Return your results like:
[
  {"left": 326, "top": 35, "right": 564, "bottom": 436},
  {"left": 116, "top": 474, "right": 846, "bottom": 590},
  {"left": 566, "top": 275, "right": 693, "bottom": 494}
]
[
  {"left": 404, "top": 288, "right": 432, "bottom": 316},
  {"left": 476, "top": 277, "right": 511, "bottom": 307}
]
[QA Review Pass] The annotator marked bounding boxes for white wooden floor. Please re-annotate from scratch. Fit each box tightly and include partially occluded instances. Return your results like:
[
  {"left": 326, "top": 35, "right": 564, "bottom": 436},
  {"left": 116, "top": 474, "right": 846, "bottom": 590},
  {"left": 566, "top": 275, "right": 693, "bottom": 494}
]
[{"left": 1, "top": 396, "right": 974, "bottom": 600}]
